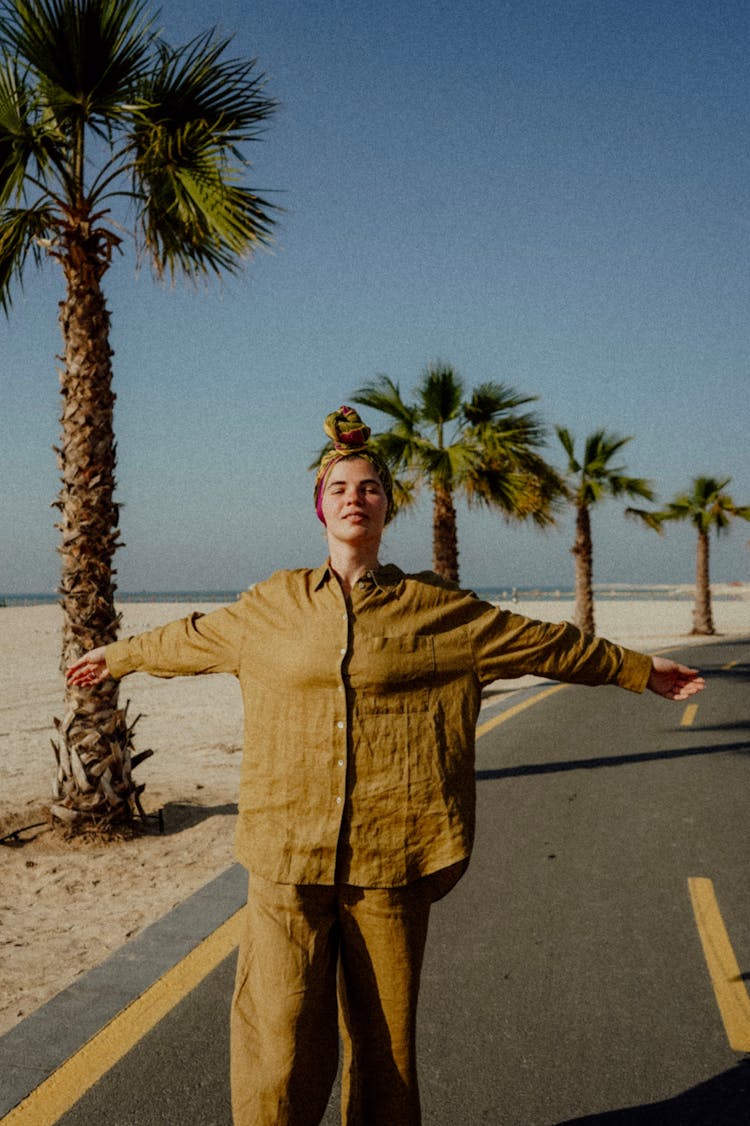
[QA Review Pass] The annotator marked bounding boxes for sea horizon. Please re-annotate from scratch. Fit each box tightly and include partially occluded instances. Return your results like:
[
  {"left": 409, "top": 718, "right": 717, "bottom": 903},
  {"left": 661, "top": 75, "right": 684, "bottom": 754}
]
[{"left": 2, "top": 580, "right": 746, "bottom": 608}]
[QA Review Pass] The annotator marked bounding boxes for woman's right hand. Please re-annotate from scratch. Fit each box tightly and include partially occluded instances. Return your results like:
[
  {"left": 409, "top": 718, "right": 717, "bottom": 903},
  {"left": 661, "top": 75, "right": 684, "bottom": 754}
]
[{"left": 66, "top": 647, "right": 110, "bottom": 687}]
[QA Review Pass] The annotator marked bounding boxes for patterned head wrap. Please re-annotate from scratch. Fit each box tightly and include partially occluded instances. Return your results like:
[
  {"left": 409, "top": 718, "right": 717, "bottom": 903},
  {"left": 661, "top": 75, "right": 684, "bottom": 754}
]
[{"left": 314, "top": 405, "right": 394, "bottom": 525}]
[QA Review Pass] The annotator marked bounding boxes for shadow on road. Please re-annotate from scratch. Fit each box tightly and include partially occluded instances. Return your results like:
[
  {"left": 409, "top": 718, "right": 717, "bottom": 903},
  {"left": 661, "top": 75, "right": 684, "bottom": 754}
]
[
  {"left": 476, "top": 741, "right": 750, "bottom": 781},
  {"left": 558, "top": 1057, "right": 750, "bottom": 1124},
  {"left": 154, "top": 800, "right": 238, "bottom": 834},
  {"left": 702, "top": 665, "right": 750, "bottom": 681}
]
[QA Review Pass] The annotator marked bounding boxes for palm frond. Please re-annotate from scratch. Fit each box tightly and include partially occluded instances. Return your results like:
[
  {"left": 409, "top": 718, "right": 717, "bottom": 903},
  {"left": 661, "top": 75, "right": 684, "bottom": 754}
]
[
  {"left": 134, "top": 30, "right": 277, "bottom": 153},
  {"left": 369, "top": 428, "right": 424, "bottom": 471},
  {"left": 693, "top": 475, "right": 732, "bottom": 502},
  {"left": 557, "top": 427, "right": 653, "bottom": 507},
  {"left": 555, "top": 425, "right": 580, "bottom": 473},
  {"left": 389, "top": 474, "right": 419, "bottom": 516},
  {"left": 138, "top": 186, "right": 272, "bottom": 280},
  {"left": 625, "top": 506, "right": 666, "bottom": 534},
  {"left": 606, "top": 473, "right": 655, "bottom": 502},
  {"left": 463, "top": 462, "right": 524, "bottom": 514},
  {"left": 137, "top": 132, "right": 275, "bottom": 277},
  {"left": 421, "top": 443, "right": 459, "bottom": 489},
  {"left": 464, "top": 380, "right": 538, "bottom": 425},
  {"left": 416, "top": 362, "right": 463, "bottom": 427},
  {"left": 0, "top": 0, "right": 154, "bottom": 124},
  {"left": 478, "top": 408, "right": 547, "bottom": 455},
  {"left": 129, "top": 31, "right": 277, "bottom": 277},
  {"left": 638, "top": 476, "right": 749, "bottom": 538},
  {"left": 0, "top": 54, "right": 62, "bottom": 202},
  {"left": 0, "top": 200, "right": 55, "bottom": 309},
  {"left": 465, "top": 462, "right": 562, "bottom": 526},
  {"left": 353, "top": 376, "right": 417, "bottom": 430}
]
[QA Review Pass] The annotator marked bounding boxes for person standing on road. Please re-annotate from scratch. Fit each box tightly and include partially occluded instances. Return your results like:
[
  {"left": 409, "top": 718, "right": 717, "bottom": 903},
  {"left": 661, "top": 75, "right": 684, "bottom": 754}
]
[{"left": 67, "top": 405, "right": 704, "bottom": 1126}]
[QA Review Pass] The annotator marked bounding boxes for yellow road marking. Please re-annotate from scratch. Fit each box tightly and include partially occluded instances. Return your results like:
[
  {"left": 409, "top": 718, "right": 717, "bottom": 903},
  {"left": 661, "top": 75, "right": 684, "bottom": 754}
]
[
  {"left": 1, "top": 909, "right": 244, "bottom": 1125},
  {"left": 681, "top": 703, "right": 698, "bottom": 727},
  {"left": 476, "top": 683, "right": 566, "bottom": 739},
  {"left": 6, "top": 682, "right": 566, "bottom": 1123},
  {"left": 688, "top": 877, "right": 750, "bottom": 1052}
]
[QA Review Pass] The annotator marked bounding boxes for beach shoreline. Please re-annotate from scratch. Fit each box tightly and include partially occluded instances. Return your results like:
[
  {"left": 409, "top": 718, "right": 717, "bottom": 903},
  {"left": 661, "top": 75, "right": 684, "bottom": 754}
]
[{"left": 1, "top": 593, "right": 749, "bottom": 1037}]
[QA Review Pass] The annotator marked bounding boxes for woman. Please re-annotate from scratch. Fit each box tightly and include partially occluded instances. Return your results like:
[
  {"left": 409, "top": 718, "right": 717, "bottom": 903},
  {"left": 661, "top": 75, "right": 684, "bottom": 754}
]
[{"left": 68, "top": 406, "right": 704, "bottom": 1126}]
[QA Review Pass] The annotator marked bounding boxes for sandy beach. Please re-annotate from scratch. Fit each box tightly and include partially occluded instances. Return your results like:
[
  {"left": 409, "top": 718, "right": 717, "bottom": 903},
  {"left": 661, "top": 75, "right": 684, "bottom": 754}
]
[{"left": 1, "top": 591, "right": 749, "bottom": 1037}]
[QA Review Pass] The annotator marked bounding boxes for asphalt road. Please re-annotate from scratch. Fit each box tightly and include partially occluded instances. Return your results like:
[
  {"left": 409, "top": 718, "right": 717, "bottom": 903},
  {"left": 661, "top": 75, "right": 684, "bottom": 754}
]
[{"left": 10, "top": 638, "right": 750, "bottom": 1125}]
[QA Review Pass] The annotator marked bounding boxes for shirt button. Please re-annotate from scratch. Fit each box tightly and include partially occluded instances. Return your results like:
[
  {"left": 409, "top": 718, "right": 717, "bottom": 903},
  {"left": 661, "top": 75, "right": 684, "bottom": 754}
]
[
  {"left": 336, "top": 796, "right": 342, "bottom": 804},
  {"left": 338, "top": 759, "right": 344, "bottom": 767},
  {"left": 337, "top": 721, "right": 344, "bottom": 730},
  {"left": 342, "top": 613, "right": 348, "bottom": 621},
  {"left": 340, "top": 647, "right": 346, "bottom": 655}
]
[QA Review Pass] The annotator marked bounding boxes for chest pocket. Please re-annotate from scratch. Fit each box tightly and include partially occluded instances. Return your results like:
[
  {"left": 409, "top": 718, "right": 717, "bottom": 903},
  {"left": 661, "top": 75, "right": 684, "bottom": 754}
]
[{"left": 352, "top": 635, "right": 436, "bottom": 713}]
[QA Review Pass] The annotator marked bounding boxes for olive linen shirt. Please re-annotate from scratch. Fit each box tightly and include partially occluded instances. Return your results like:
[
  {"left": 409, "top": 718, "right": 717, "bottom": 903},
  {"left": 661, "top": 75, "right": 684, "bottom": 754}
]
[{"left": 105, "top": 563, "right": 652, "bottom": 888}]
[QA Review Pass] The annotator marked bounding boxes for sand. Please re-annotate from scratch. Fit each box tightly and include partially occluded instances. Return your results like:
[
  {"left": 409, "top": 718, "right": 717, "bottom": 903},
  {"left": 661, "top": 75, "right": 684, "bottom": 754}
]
[{"left": 1, "top": 591, "right": 749, "bottom": 1036}]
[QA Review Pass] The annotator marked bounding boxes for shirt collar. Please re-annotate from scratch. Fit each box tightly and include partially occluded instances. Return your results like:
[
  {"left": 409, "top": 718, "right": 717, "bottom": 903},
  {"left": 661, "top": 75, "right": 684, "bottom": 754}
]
[
  {"left": 312, "top": 562, "right": 332, "bottom": 591},
  {"left": 312, "top": 561, "right": 404, "bottom": 593},
  {"left": 363, "top": 563, "right": 403, "bottom": 592}
]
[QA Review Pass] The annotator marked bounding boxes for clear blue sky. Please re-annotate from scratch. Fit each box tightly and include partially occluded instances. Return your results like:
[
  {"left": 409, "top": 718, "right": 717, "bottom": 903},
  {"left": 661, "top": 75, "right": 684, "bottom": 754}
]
[{"left": 2, "top": 0, "right": 749, "bottom": 594}]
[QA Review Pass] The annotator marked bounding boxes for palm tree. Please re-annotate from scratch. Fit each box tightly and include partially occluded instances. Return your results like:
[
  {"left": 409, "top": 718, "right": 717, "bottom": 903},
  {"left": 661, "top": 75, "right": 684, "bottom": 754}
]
[
  {"left": 630, "top": 477, "right": 750, "bottom": 635},
  {"left": 353, "top": 364, "right": 564, "bottom": 583},
  {"left": 556, "top": 428, "right": 654, "bottom": 635},
  {"left": 0, "top": 0, "right": 276, "bottom": 832}
]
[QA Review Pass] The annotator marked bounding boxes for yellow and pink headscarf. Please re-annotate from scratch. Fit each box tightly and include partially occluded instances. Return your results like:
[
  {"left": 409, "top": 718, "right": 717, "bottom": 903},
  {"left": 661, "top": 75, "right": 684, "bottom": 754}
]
[{"left": 314, "top": 405, "right": 394, "bottom": 525}]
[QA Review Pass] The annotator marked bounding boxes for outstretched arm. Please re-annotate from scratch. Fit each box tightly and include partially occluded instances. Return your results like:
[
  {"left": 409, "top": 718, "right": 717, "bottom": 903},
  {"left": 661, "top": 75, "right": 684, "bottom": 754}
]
[
  {"left": 647, "top": 656, "right": 705, "bottom": 700},
  {"left": 66, "top": 597, "right": 253, "bottom": 686}
]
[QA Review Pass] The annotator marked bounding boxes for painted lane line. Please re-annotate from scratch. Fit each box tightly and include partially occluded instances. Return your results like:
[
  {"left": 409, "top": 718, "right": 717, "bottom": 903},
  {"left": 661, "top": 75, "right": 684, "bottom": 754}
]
[
  {"left": 681, "top": 703, "right": 699, "bottom": 727},
  {"left": 476, "top": 683, "right": 566, "bottom": 739},
  {"left": 1, "top": 908, "right": 244, "bottom": 1126},
  {"left": 688, "top": 877, "right": 750, "bottom": 1053}
]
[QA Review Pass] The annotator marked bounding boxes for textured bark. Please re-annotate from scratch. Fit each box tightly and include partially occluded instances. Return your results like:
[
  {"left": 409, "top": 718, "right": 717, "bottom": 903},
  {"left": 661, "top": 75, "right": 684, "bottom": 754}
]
[
  {"left": 432, "top": 485, "right": 459, "bottom": 583},
  {"left": 49, "top": 217, "right": 151, "bottom": 833},
  {"left": 691, "top": 529, "right": 715, "bottom": 635},
  {"left": 572, "top": 503, "right": 595, "bottom": 635}
]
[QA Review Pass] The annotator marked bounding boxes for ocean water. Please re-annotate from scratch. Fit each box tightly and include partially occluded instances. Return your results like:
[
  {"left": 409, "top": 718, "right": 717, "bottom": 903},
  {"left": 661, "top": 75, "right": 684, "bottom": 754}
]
[
  {"left": 2, "top": 584, "right": 742, "bottom": 608},
  {"left": 0, "top": 590, "right": 242, "bottom": 608}
]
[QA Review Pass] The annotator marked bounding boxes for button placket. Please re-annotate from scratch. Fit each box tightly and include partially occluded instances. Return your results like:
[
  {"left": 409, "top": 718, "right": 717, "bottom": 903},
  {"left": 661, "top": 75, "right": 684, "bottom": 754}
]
[
  {"left": 334, "top": 601, "right": 350, "bottom": 808},
  {"left": 334, "top": 714, "right": 346, "bottom": 804}
]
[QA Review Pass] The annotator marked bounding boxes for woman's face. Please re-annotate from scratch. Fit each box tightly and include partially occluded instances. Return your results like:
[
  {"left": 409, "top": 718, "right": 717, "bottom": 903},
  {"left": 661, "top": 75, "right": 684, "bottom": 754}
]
[{"left": 320, "top": 457, "right": 388, "bottom": 549}]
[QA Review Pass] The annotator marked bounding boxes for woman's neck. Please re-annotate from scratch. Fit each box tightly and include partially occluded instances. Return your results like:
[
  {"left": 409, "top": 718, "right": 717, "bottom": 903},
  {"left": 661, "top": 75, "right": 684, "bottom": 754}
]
[{"left": 327, "top": 543, "right": 381, "bottom": 597}]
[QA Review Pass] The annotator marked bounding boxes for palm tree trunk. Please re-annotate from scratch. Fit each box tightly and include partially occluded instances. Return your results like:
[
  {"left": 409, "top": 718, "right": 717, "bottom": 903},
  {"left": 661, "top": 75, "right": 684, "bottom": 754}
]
[
  {"left": 572, "top": 503, "right": 595, "bottom": 635},
  {"left": 49, "top": 218, "right": 150, "bottom": 833},
  {"left": 691, "top": 528, "right": 714, "bottom": 634},
  {"left": 432, "top": 484, "right": 459, "bottom": 583}
]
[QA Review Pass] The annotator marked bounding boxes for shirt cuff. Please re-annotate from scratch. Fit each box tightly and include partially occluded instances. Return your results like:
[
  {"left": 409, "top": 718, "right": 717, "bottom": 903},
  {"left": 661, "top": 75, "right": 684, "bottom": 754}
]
[
  {"left": 617, "top": 647, "right": 653, "bottom": 693},
  {"left": 105, "top": 640, "right": 138, "bottom": 680}
]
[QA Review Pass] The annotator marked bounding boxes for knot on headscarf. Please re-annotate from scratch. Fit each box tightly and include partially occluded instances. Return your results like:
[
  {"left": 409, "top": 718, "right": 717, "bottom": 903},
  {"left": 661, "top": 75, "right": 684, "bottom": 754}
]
[
  {"left": 314, "top": 405, "right": 394, "bottom": 525},
  {"left": 323, "top": 404, "right": 372, "bottom": 452}
]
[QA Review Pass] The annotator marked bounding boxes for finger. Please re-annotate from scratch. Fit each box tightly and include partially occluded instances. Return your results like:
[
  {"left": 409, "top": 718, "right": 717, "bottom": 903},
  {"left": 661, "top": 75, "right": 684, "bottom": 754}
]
[
  {"left": 678, "top": 679, "right": 705, "bottom": 698},
  {"left": 66, "top": 660, "right": 90, "bottom": 679},
  {"left": 67, "top": 662, "right": 105, "bottom": 685}
]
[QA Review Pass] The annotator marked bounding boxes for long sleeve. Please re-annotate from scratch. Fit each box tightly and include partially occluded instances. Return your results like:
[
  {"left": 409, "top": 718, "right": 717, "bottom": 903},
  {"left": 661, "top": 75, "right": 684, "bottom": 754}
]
[
  {"left": 467, "top": 604, "right": 652, "bottom": 693},
  {"left": 105, "top": 594, "right": 253, "bottom": 680}
]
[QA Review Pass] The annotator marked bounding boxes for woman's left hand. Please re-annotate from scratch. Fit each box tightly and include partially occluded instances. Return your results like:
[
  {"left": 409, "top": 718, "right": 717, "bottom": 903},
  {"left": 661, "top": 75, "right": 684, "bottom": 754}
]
[{"left": 647, "top": 657, "right": 705, "bottom": 700}]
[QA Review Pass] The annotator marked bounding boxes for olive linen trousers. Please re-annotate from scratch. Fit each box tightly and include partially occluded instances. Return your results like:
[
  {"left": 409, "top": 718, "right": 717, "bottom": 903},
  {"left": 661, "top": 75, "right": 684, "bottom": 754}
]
[{"left": 230, "top": 870, "right": 440, "bottom": 1126}]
